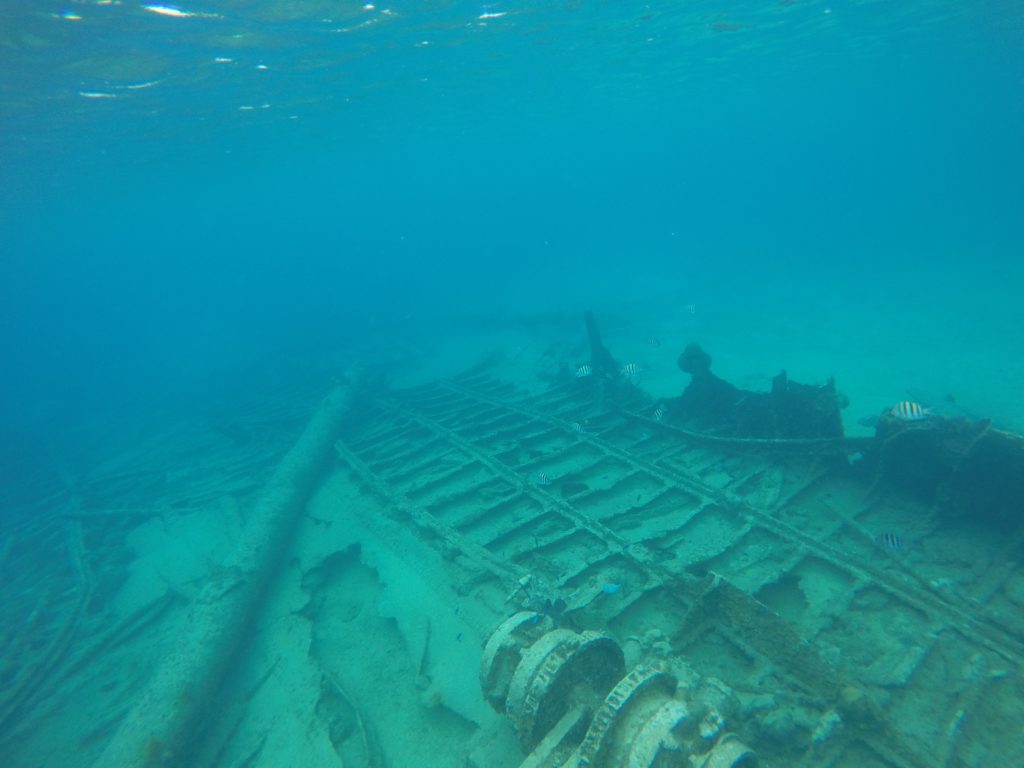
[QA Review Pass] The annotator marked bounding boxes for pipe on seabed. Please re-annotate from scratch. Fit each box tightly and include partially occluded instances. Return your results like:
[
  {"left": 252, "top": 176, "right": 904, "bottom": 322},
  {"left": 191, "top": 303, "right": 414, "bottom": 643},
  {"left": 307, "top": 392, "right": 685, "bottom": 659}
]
[{"left": 91, "top": 383, "right": 356, "bottom": 768}]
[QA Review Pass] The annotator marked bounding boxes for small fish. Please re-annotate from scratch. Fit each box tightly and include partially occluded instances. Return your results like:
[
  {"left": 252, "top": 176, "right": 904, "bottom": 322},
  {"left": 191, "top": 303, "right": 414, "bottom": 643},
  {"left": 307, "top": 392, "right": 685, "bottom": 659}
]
[
  {"left": 601, "top": 582, "right": 623, "bottom": 595},
  {"left": 532, "top": 471, "right": 551, "bottom": 486},
  {"left": 891, "top": 401, "right": 930, "bottom": 421},
  {"left": 571, "top": 421, "right": 589, "bottom": 435},
  {"left": 857, "top": 414, "right": 880, "bottom": 428},
  {"left": 538, "top": 597, "right": 567, "bottom": 621},
  {"left": 575, "top": 364, "right": 593, "bottom": 378},
  {"left": 652, "top": 406, "right": 665, "bottom": 422},
  {"left": 621, "top": 362, "right": 642, "bottom": 377},
  {"left": 875, "top": 532, "right": 906, "bottom": 551},
  {"left": 647, "top": 337, "right": 661, "bottom": 347}
]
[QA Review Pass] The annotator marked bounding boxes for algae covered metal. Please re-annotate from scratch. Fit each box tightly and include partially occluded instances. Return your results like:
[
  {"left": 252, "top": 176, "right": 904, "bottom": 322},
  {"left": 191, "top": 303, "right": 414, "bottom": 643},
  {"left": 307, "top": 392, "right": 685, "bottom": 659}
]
[
  {"left": 336, "top": 370, "right": 1024, "bottom": 767},
  {"left": 3, "top": 348, "right": 1022, "bottom": 767}
]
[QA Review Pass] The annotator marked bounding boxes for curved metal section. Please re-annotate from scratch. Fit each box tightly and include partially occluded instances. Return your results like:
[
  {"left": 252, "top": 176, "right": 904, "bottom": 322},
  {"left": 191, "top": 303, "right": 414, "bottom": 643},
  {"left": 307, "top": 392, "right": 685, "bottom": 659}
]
[
  {"left": 570, "top": 665, "right": 676, "bottom": 767},
  {"left": 479, "top": 611, "right": 554, "bottom": 711},
  {"left": 505, "top": 629, "right": 625, "bottom": 751},
  {"left": 626, "top": 699, "right": 691, "bottom": 768},
  {"left": 694, "top": 733, "right": 758, "bottom": 768}
]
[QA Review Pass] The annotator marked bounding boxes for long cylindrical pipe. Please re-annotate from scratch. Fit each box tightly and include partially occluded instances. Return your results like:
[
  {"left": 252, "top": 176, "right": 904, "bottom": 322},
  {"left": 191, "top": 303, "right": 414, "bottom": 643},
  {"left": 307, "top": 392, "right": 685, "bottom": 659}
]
[{"left": 91, "top": 384, "right": 354, "bottom": 768}]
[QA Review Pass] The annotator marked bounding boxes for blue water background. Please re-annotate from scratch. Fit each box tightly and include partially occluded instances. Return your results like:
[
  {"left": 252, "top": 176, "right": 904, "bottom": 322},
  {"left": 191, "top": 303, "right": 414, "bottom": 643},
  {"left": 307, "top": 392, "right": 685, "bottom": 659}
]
[{"left": 2, "top": 1, "right": 1022, "bottom": 496}]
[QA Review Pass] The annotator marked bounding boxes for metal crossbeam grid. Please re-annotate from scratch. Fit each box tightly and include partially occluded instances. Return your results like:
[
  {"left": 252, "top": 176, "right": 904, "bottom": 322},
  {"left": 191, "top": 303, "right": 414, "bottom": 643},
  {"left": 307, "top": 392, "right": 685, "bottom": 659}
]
[{"left": 336, "top": 373, "right": 1024, "bottom": 768}]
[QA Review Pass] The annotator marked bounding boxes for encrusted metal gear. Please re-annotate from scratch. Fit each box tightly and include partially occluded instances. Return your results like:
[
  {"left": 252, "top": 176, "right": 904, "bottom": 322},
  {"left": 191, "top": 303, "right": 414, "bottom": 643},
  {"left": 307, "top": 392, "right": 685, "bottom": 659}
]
[
  {"left": 568, "top": 665, "right": 679, "bottom": 767},
  {"left": 504, "top": 628, "right": 625, "bottom": 751},
  {"left": 479, "top": 611, "right": 555, "bottom": 712},
  {"left": 480, "top": 619, "right": 758, "bottom": 768}
]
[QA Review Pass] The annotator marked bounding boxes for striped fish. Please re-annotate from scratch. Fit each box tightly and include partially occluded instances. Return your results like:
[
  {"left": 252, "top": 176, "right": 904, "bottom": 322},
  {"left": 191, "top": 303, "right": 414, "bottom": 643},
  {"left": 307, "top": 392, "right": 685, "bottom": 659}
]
[
  {"left": 891, "top": 401, "right": 930, "bottom": 421},
  {"left": 571, "top": 421, "right": 589, "bottom": 435},
  {"left": 621, "top": 362, "right": 642, "bottom": 377},
  {"left": 652, "top": 405, "right": 665, "bottom": 422},
  {"left": 575, "top": 364, "right": 593, "bottom": 378},
  {"left": 875, "top": 532, "right": 906, "bottom": 551},
  {"left": 532, "top": 471, "right": 551, "bottom": 486}
]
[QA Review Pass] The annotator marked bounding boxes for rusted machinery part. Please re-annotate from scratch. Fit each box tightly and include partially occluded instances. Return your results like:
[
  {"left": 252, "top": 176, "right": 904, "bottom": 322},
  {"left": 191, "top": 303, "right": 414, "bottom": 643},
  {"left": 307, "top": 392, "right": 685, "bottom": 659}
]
[
  {"left": 480, "top": 611, "right": 555, "bottom": 711},
  {"left": 90, "top": 384, "right": 357, "bottom": 768},
  {"left": 567, "top": 665, "right": 677, "bottom": 767},
  {"left": 564, "top": 664, "right": 757, "bottom": 768},
  {"left": 518, "top": 706, "right": 589, "bottom": 768},
  {"left": 876, "top": 414, "right": 1024, "bottom": 521},
  {"left": 692, "top": 733, "right": 758, "bottom": 768},
  {"left": 505, "top": 629, "right": 625, "bottom": 751},
  {"left": 626, "top": 698, "right": 691, "bottom": 767}
]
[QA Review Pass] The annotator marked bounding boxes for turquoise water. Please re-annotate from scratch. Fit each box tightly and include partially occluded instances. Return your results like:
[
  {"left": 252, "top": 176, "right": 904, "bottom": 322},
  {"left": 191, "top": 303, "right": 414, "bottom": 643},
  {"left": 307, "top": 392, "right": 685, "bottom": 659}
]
[
  {"left": 3, "top": 1, "right": 1022, "bottom": 419},
  {"left": 2, "top": 2, "right": 1024, "bottom": 766}
]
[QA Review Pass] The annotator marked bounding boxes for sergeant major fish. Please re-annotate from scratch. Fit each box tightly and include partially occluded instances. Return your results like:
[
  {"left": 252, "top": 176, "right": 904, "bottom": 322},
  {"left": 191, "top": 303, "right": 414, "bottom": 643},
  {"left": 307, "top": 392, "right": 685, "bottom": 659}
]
[
  {"left": 875, "top": 532, "right": 907, "bottom": 551},
  {"left": 621, "top": 362, "right": 642, "bottom": 377},
  {"left": 891, "top": 401, "right": 930, "bottom": 421}
]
